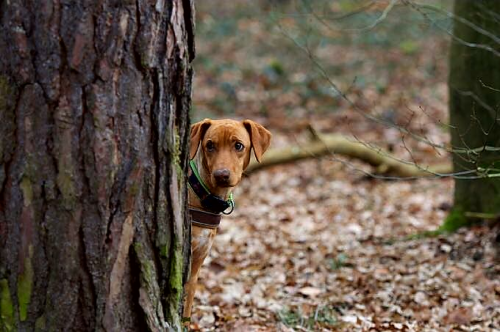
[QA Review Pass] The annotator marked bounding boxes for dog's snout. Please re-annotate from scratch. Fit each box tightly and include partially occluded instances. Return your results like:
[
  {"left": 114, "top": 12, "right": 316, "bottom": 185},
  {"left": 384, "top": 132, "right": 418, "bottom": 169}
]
[{"left": 214, "top": 168, "right": 231, "bottom": 183}]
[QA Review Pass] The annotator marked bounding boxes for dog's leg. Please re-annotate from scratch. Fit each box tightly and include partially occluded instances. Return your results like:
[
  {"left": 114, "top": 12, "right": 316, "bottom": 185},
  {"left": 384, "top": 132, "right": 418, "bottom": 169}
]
[
  {"left": 183, "top": 253, "right": 205, "bottom": 320},
  {"left": 183, "top": 227, "right": 216, "bottom": 321}
]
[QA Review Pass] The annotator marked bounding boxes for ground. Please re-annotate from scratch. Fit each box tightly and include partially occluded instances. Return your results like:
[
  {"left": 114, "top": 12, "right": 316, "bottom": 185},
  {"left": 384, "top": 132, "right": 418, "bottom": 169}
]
[
  {"left": 191, "top": 160, "right": 499, "bottom": 331},
  {"left": 188, "top": 1, "right": 500, "bottom": 331}
]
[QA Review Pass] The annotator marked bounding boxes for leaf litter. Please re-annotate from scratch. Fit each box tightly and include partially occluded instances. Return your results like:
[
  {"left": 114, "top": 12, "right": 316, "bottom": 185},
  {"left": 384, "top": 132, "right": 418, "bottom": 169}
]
[
  {"left": 188, "top": 151, "right": 499, "bottom": 331},
  {"left": 189, "top": 1, "right": 500, "bottom": 330}
]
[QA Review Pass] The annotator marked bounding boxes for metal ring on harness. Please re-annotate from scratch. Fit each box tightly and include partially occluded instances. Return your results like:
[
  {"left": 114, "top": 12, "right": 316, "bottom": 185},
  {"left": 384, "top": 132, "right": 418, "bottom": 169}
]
[{"left": 222, "top": 199, "right": 235, "bottom": 215}]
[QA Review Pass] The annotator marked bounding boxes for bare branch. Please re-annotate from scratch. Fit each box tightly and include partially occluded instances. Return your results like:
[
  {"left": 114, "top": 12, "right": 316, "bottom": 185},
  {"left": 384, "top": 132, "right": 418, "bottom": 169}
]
[
  {"left": 348, "top": 0, "right": 398, "bottom": 32},
  {"left": 409, "top": 1, "right": 500, "bottom": 46},
  {"left": 404, "top": 0, "right": 500, "bottom": 58}
]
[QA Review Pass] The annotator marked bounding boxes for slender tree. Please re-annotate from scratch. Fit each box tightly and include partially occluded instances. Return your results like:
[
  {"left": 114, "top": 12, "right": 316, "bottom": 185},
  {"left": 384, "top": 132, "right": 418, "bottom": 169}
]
[
  {"left": 448, "top": 0, "right": 500, "bottom": 228},
  {"left": 0, "top": 0, "right": 194, "bottom": 330}
]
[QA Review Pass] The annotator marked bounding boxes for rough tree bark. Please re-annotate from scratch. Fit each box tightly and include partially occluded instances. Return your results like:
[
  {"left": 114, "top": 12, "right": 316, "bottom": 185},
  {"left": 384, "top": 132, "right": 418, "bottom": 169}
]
[
  {"left": 0, "top": 0, "right": 194, "bottom": 331},
  {"left": 448, "top": 0, "right": 500, "bottom": 228}
]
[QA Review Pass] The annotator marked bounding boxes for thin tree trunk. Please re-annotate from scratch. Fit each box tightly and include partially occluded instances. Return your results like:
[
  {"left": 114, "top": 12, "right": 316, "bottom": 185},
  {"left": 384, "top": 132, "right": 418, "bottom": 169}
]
[
  {"left": 448, "top": 0, "right": 500, "bottom": 224},
  {"left": 0, "top": 0, "right": 195, "bottom": 331}
]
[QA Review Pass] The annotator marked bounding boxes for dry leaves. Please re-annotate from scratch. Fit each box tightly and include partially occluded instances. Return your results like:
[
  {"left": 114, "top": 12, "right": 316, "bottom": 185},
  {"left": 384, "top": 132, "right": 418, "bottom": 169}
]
[
  {"left": 189, "top": 1, "right": 500, "bottom": 331},
  {"left": 187, "top": 152, "right": 500, "bottom": 331}
]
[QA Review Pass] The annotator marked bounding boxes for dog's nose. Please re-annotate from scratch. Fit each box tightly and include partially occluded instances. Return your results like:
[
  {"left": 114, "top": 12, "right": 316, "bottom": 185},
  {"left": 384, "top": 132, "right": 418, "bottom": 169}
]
[{"left": 213, "top": 169, "right": 230, "bottom": 183}]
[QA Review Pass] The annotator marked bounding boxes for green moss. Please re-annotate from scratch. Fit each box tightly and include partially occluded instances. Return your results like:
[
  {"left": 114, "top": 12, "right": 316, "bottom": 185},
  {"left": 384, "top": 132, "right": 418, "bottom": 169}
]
[
  {"left": 20, "top": 177, "right": 33, "bottom": 207},
  {"left": 0, "top": 279, "right": 14, "bottom": 331},
  {"left": 405, "top": 229, "right": 443, "bottom": 242},
  {"left": 17, "top": 246, "right": 34, "bottom": 321},
  {"left": 35, "top": 315, "right": 46, "bottom": 331},
  {"left": 168, "top": 245, "right": 183, "bottom": 300},
  {"left": 23, "top": 155, "right": 38, "bottom": 181},
  {"left": 155, "top": 197, "right": 169, "bottom": 257},
  {"left": 129, "top": 183, "right": 140, "bottom": 197},
  {"left": 56, "top": 170, "right": 76, "bottom": 208},
  {"left": 172, "top": 128, "right": 183, "bottom": 180},
  {"left": 141, "top": 257, "right": 155, "bottom": 284},
  {"left": 268, "top": 59, "right": 284, "bottom": 76},
  {"left": 440, "top": 207, "right": 471, "bottom": 233},
  {"left": 160, "top": 245, "right": 168, "bottom": 259},
  {"left": 383, "top": 229, "right": 444, "bottom": 245},
  {"left": 134, "top": 238, "right": 183, "bottom": 328},
  {"left": 91, "top": 112, "right": 101, "bottom": 129},
  {"left": 133, "top": 243, "right": 155, "bottom": 284},
  {"left": 165, "top": 242, "right": 183, "bottom": 327},
  {"left": 399, "top": 40, "right": 419, "bottom": 54}
]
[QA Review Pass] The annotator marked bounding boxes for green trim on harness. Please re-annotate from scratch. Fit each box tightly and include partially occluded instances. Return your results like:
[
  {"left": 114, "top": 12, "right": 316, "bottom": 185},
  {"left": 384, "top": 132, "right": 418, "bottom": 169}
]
[{"left": 188, "top": 160, "right": 234, "bottom": 212}]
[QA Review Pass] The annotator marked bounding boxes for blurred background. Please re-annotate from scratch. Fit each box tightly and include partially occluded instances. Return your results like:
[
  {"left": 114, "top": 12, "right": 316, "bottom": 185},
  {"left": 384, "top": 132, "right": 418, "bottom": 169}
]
[{"left": 188, "top": 1, "right": 499, "bottom": 331}]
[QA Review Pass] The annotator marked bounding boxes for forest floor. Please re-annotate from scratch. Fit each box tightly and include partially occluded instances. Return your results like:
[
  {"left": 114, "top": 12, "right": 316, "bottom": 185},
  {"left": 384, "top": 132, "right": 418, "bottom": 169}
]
[
  {"left": 189, "top": 1, "right": 500, "bottom": 331},
  {"left": 190, "top": 157, "right": 500, "bottom": 331}
]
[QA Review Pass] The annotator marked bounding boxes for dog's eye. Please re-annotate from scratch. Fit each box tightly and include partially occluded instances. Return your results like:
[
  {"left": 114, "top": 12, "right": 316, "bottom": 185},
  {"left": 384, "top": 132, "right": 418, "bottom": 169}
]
[
  {"left": 206, "top": 141, "right": 215, "bottom": 152},
  {"left": 234, "top": 142, "right": 244, "bottom": 151}
]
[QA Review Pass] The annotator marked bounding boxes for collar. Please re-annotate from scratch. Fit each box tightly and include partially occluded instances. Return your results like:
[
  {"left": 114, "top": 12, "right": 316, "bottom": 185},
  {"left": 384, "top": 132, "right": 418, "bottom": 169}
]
[
  {"left": 189, "top": 208, "right": 221, "bottom": 229},
  {"left": 188, "top": 160, "right": 235, "bottom": 215}
]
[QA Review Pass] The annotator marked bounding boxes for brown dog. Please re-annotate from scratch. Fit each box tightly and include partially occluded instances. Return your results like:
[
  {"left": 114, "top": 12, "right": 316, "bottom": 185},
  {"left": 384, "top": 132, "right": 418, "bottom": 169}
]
[{"left": 183, "top": 119, "right": 272, "bottom": 322}]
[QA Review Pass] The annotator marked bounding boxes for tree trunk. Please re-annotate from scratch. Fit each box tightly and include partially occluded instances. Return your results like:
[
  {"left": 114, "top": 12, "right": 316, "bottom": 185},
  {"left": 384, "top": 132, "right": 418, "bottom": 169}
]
[
  {"left": 0, "top": 0, "right": 195, "bottom": 331},
  {"left": 448, "top": 0, "right": 500, "bottom": 227}
]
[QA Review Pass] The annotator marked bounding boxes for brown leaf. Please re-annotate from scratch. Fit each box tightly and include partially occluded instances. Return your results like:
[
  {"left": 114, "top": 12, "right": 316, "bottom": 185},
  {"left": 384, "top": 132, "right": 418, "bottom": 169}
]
[
  {"left": 298, "top": 286, "right": 322, "bottom": 297},
  {"left": 443, "top": 307, "right": 473, "bottom": 325}
]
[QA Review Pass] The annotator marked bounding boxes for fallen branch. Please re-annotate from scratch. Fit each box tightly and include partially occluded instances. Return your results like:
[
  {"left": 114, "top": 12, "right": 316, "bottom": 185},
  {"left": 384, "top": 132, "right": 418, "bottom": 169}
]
[{"left": 246, "top": 130, "right": 452, "bottom": 178}]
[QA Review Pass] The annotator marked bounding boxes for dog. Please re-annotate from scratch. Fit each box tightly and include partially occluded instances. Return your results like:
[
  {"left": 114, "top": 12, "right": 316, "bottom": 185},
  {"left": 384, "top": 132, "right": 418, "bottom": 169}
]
[{"left": 183, "top": 119, "right": 272, "bottom": 322}]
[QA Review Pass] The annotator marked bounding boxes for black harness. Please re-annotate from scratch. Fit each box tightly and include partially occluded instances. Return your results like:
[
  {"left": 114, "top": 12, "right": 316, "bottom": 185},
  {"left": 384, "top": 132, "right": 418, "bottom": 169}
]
[{"left": 188, "top": 161, "right": 234, "bottom": 228}]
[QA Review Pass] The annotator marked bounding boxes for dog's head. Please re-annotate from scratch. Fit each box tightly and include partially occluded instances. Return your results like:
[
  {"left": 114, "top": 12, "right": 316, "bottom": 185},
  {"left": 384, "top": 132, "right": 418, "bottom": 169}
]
[{"left": 190, "top": 119, "right": 271, "bottom": 188}]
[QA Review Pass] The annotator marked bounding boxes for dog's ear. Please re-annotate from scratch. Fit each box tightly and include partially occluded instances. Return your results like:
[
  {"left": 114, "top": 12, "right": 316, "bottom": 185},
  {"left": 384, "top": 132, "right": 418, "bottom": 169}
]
[
  {"left": 190, "top": 119, "right": 212, "bottom": 160},
  {"left": 243, "top": 119, "right": 272, "bottom": 163}
]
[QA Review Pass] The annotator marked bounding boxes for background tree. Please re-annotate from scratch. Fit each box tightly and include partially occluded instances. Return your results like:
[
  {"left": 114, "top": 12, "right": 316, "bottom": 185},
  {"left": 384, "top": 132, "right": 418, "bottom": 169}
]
[
  {"left": 448, "top": 0, "right": 500, "bottom": 228},
  {"left": 0, "top": 0, "right": 194, "bottom": 330},
  {"left": 176, "top": 1, "right": 499, "bottom": 329}
]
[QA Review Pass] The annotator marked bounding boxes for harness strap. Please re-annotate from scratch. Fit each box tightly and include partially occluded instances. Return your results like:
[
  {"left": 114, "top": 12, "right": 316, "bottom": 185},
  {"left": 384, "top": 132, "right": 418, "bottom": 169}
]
[
  {"left": 189, "top": 208, "right": 222, "bottom": 229},
  {"left": 188, "top": 160, "right": 234, "bottom": 214}
]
